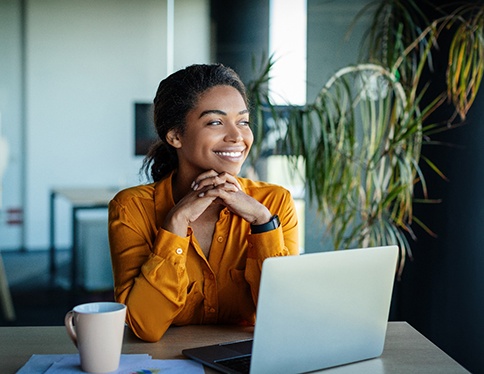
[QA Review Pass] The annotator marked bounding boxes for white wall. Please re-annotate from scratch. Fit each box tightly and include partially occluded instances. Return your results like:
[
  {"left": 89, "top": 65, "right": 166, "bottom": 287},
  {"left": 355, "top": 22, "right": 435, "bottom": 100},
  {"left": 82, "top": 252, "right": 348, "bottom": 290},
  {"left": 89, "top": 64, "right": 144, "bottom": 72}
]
[
  {"left": 0, "top": 0, "right": 24, "bottom": 249},
  {"left": 0, "top": 0, "right": 209, "bottom": 250},
  {"left": 173, "top": 0, "right": 210, "bottom": 71}
]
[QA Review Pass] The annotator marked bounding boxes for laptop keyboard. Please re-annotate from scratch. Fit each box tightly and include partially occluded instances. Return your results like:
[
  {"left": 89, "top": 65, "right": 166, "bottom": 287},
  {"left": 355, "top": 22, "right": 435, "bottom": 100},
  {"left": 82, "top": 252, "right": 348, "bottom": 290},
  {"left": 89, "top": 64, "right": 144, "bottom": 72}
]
[{"left": 215, "top": 355, "right": 251, "bottom": 374}]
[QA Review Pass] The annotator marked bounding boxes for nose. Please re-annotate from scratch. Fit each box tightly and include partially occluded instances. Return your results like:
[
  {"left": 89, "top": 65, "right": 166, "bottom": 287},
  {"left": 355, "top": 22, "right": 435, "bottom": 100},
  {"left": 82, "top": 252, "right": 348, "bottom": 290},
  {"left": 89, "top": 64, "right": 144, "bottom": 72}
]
[{"left": 224, "top": 123, "right": 243, "bottom": 142}]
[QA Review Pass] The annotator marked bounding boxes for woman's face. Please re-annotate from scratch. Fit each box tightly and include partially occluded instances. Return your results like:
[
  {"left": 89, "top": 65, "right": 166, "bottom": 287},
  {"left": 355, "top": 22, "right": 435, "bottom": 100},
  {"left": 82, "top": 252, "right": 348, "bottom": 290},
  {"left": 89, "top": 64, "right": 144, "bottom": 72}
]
[{"left": 168, "top": 85, "right": 253, "bottom": 176}]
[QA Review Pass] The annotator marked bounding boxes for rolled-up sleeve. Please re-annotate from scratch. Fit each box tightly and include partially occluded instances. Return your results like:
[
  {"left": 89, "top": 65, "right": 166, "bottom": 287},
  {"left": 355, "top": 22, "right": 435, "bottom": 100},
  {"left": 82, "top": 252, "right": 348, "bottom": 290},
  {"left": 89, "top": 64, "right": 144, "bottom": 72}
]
[{"left": 109, "top": 192, "right": 191, "bottom": 342}]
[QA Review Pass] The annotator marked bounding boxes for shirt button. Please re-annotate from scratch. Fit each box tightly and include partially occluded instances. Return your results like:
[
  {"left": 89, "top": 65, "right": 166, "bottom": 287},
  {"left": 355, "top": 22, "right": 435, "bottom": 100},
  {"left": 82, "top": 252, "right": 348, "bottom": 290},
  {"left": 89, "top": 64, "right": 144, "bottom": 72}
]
[
  {"left": 176, "top": 248, "right": 183, "bottom": 255},
  {"left": 209, "top": 274, "right": 215, "bottom": 280},
  {"left": 217, "top": 236, "right": 223, "bottom": 242},
  {"left": 209, "top": 308, "right": 216, "bottom": 313}
]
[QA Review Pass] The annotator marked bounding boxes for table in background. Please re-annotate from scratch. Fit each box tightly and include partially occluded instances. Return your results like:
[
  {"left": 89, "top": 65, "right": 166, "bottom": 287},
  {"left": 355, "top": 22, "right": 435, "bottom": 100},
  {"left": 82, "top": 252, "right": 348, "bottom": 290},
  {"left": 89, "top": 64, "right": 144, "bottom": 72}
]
[
  {"left": 0, "top": 322, "right": 469, "bottom": 373},
  {"left": 49, "top": 187, "right": 120, "bottom": 290}
]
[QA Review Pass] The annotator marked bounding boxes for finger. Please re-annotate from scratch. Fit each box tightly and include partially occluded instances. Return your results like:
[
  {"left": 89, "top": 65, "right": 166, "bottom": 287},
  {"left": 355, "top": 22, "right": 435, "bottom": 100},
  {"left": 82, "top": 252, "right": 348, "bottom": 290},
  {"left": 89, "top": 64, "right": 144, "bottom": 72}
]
[
  {"left": 217, "top": 172, "right": 242, "bottom": 190},
  {"left": 192, "top": 171, "right": 241, "bottom": 191},
  {"left": 218, "top": 182, "right": 239, "bottom": 193},
  {"left": 196, "top": 183, "right": 217, "bottom": 198},
  {"left": 193, "top": 177, "right": 217, "bottom": 191},
  {"left": 193, "top": 174, "right": 224, "bottom": 190},
  {"left": 191, "top": 170, "right": 219, "bottom": 190},
  {"left": 209, "top": 174, "right": 241, "bottom": 191},
  {"left": 198, "top": 182, "right": 239, "bottom": 198}
]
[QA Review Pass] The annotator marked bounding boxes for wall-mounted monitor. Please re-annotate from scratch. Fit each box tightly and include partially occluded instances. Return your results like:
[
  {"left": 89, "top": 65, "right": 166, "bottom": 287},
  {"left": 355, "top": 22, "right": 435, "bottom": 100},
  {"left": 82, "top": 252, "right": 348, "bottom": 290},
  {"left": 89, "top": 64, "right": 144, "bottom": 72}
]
[{"left": 134, "top": 102, "right": 158, "bottom": 156}]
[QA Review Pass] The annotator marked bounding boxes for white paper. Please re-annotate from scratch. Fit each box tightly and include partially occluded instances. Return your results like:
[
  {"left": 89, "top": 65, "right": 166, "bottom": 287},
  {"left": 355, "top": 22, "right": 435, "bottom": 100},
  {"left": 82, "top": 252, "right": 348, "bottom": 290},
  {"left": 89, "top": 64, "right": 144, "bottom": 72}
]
[{"left": 17, "top": 354, "right": 203, "bottom": 374}]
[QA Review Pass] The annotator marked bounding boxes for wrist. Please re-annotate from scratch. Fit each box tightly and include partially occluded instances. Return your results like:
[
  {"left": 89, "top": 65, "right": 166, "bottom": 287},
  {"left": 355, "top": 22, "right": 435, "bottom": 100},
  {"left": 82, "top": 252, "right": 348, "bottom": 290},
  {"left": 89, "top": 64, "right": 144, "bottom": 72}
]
[
  {"left": 251, "top": 214, "right": 280, "bottom": 234},
  {"left": 163, "top": 211, "right": 190, "bottom": 237}
]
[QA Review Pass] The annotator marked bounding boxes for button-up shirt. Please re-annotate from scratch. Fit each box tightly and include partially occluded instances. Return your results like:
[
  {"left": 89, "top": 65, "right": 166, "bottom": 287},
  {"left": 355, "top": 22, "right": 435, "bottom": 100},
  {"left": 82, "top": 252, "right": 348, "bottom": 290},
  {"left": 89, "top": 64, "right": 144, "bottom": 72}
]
[{"left": 108, "top": 172, "right": 299, "bottom": 342}]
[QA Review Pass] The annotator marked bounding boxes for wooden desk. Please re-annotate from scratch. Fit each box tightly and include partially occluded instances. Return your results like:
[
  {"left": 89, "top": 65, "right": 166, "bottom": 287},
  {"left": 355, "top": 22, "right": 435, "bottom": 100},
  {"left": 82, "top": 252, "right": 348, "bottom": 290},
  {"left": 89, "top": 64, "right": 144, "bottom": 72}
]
[{"left": 0, "top": 322, "right": 468, "bottom": 373}]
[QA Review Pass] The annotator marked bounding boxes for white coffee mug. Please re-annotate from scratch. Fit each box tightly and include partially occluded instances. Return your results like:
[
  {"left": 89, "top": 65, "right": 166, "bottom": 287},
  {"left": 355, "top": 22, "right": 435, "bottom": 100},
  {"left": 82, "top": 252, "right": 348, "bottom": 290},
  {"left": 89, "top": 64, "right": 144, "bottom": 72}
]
[{"left": 65, "top": 302, "right": 127, "bottom": 373}]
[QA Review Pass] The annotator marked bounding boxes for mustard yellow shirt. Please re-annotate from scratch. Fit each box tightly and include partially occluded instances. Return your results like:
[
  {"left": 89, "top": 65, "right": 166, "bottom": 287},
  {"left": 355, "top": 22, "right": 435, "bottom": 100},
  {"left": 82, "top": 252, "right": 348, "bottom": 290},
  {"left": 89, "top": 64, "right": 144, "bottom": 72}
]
[{"left": 108, "top": 173, "right": 299, "bottom": 342}]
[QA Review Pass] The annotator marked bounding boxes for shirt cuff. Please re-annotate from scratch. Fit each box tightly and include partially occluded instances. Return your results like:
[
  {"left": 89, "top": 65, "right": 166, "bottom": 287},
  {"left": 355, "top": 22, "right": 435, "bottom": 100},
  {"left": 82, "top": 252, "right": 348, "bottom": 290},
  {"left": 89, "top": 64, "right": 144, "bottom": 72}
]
[
  {"left": 247, "top": 227, "right": 288, "bottom": 260},
  {"left": 152, "top": 227, "right": 190, "bottom": 264}
]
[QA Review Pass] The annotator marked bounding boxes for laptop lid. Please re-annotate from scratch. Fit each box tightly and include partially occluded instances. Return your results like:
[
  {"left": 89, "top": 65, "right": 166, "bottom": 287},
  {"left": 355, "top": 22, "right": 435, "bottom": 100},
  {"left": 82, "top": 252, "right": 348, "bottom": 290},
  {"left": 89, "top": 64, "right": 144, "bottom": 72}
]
[{"left": 183, "top": 245, "right": 398, "bottom": 374}]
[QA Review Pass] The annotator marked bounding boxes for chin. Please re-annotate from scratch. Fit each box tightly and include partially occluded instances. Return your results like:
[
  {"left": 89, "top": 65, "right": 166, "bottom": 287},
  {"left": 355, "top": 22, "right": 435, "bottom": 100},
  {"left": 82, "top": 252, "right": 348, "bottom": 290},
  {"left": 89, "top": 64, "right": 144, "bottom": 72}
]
[{"left": 215, "top": 165, "right": 242, "bottom": 176}]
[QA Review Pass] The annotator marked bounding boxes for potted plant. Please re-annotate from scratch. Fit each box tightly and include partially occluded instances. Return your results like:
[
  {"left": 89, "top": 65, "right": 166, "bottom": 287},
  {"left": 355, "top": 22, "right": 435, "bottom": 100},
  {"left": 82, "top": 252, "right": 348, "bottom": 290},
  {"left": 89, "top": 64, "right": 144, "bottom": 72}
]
[{"left": 247, "top": 0, "right": 484, "bottom": 275}]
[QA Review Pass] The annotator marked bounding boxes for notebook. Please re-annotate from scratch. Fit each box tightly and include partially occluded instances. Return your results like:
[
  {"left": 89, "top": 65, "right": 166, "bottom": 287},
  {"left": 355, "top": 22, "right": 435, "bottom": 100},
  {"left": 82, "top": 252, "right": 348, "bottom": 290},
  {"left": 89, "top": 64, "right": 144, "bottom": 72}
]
[{"left": 182, "top": 245, "right": 399, "bottom": 374}]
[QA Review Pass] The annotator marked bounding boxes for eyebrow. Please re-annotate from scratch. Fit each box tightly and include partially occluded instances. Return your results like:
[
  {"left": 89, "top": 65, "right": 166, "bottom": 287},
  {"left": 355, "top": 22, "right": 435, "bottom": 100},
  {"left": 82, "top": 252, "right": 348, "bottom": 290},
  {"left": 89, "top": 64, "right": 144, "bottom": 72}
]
[{"left": 199, "top": 109, "right": 249, "bottom": 119}]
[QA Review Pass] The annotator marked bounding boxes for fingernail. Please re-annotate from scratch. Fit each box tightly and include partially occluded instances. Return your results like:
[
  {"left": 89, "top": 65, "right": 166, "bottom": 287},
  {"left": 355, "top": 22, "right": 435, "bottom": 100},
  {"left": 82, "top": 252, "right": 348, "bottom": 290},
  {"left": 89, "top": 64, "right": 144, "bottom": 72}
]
[
  {"left": 198, "top": 192, "right": 205, "bottom": 197},
  {"left": 191, "top": 181, "right": 195, "bottom": 189}
]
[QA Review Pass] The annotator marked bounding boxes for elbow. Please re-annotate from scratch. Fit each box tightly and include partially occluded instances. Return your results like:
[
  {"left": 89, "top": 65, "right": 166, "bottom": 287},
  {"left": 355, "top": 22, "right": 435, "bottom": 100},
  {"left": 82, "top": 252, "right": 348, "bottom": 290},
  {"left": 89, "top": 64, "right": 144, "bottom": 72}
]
[
  {"left": 133, "top": 328, "right": 164, "bottom": 343},
  {"left": 125, "top": 311, "right": 168, "bottom": 343},
  {"left": 122, "top": 302, "right": 170, "bottom": 343}
]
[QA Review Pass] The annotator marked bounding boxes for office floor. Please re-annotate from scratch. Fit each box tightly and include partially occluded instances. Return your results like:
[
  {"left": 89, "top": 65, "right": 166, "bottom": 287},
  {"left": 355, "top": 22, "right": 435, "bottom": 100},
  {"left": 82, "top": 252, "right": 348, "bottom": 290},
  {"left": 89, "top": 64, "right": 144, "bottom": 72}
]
[{"left": 0, "top": 250, "right": 114, "bottom": 326}]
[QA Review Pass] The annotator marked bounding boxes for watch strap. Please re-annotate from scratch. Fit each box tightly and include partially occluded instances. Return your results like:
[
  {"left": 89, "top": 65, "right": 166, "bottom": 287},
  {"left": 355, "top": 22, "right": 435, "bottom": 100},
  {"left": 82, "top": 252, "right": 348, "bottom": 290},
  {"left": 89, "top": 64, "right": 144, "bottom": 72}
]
[{"left": 250, "top": 214, "right": 280, "bottom": 234}]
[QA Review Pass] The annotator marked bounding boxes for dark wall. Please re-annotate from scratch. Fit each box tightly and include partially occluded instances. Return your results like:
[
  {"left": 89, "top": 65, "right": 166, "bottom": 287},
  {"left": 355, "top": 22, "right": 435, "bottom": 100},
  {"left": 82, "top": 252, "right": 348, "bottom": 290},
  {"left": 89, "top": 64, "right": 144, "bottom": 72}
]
[
  {"left": 395, "top": 95, "right": 484, "bottom": 373},
  {"left": 393, "top": 3, "right": 484, "bottom": 373},
  {"left": 210, "top": 0, "right": 269, "bottom": 84}
]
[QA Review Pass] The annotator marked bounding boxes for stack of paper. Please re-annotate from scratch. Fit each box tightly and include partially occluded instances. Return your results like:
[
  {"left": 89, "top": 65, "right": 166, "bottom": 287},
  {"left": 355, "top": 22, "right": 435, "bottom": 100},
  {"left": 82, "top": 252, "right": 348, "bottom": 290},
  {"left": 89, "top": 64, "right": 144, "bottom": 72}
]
[{"left": 18, "top": 354, "right": 204, "bottom": 373}]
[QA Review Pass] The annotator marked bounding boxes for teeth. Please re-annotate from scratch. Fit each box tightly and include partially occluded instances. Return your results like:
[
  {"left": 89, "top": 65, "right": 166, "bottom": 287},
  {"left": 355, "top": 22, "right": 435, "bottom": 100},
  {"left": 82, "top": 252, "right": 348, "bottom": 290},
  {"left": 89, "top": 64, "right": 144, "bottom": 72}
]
[{"left": 215, "top": 151, "right": 242, "bottom": 157}]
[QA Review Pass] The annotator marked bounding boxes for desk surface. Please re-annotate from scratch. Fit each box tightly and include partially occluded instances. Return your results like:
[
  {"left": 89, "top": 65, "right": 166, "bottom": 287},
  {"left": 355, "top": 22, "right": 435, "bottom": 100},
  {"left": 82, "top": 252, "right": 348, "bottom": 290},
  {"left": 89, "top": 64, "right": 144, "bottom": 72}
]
[
  {"left": 52, "top": 187, "right": 120, "bottom": 206},
  {"left": 0, "top": 322, "right": 468, "bottom": 374}
]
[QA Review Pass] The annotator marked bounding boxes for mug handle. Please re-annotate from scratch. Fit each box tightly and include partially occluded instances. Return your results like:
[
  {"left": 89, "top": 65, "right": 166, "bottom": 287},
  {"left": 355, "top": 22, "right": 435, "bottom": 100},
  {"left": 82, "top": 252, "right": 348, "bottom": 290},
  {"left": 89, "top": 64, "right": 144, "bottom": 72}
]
[{"left": 64, "top": 311, "right": 78, "bottom": 347}]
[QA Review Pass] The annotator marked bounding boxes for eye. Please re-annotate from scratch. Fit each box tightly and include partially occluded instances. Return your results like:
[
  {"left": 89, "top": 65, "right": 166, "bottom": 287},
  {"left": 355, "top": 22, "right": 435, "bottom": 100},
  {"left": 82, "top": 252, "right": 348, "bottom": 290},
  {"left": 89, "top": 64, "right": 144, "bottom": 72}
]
[
  {"left": 207, "top": 120, "right": 222, "bottom": 126},
  {"left": 238, "top": 119, "right": 250, "bottom": 127}
]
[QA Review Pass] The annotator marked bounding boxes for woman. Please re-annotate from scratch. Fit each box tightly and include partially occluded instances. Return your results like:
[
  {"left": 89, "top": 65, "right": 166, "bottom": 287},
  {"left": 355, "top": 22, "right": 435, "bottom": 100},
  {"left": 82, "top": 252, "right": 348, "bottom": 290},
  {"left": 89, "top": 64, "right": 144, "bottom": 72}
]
[{"left": 108, "top": 64, "right": 299, "bottom": 342}]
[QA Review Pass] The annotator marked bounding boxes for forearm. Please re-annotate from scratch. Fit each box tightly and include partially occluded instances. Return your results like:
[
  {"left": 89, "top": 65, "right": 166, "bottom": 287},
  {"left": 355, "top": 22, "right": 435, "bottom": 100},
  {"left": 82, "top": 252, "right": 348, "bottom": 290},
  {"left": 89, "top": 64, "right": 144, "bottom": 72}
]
[
  {"left": 109, "top": 202, "right": 191, "bottom": 341},
  {"left": 117, "top": 248, "right": 189, "bottom": 342}
]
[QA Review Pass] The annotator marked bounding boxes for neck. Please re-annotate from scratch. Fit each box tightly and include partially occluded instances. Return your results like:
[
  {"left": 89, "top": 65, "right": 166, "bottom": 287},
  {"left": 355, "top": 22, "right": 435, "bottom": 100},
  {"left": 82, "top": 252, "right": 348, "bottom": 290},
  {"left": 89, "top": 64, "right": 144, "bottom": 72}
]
[{"left": 171, "top": 171, "right": 193, "bottom": 203}]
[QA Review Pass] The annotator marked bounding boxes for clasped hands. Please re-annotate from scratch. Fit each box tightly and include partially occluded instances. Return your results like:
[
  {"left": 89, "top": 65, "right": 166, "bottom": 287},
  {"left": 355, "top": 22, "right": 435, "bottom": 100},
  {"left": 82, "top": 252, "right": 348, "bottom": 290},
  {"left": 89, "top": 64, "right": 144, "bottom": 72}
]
[{"left": 163, "top": 170, "right": 272, "bottom": 237}]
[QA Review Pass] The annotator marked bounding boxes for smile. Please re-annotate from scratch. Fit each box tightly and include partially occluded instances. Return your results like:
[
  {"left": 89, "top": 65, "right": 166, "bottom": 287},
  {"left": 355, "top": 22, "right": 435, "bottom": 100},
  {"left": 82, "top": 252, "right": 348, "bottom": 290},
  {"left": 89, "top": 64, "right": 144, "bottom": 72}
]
[{"left": 214, "top": 151, "right": 244, "bottom": 157}]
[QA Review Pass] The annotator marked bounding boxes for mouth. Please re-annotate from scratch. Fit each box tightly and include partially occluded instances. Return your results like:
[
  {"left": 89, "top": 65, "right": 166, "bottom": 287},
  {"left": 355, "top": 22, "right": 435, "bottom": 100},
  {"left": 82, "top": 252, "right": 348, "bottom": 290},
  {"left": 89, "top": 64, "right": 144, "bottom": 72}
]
[
  {"left": 213, "top": 149, "right": 246, "bottom": 161},
  {"left": 214, "top": 151, "right": 244, "bottom": 157}
]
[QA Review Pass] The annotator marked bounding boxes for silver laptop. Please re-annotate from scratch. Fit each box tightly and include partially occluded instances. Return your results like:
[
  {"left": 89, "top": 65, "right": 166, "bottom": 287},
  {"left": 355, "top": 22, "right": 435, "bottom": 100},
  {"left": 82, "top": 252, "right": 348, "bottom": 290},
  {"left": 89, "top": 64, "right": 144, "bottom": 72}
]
[{"left": 182, "top": 245, "right": 398, "bottom": 374}]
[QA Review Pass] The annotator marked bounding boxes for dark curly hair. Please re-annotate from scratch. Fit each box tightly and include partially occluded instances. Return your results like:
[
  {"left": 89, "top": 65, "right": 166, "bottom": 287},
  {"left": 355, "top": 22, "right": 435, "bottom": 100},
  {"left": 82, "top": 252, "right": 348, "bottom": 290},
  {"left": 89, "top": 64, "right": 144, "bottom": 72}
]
[{"left": 141, "top": 64, "right": 249, "bottom": 182}]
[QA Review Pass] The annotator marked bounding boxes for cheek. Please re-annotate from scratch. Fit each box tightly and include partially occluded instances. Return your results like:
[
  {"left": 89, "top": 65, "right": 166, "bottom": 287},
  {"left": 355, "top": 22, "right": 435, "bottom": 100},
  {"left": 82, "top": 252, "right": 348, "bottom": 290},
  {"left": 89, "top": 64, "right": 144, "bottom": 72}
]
[{"left": 245, "top": 129, "right": 254, "bottom": 147}]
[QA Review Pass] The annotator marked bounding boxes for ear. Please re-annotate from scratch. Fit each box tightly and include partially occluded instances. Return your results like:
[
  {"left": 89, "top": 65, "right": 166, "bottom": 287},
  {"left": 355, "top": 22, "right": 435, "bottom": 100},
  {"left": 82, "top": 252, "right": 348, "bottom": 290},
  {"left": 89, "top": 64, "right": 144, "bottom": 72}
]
[{"left": 166, "top": 129, "right": 182, "bottom": 148}]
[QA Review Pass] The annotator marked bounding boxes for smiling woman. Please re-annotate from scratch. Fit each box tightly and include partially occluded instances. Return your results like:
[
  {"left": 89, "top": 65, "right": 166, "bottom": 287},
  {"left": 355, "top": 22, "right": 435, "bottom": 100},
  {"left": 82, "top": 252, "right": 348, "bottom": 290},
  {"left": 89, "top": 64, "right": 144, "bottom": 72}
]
[
  {"left": 168, "top": 85, "right": 253, "bottom": 179},
  {"left": 107, "top": 64, "right": 299, "bottom": 342}
]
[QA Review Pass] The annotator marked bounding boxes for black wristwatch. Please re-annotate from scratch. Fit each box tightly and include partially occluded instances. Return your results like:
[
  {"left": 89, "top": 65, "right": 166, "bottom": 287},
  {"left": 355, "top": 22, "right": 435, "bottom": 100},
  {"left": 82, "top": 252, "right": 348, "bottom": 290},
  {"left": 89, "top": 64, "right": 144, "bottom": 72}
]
[{"left": 250, "top": 215, "right": 280, "bottom": 234}]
